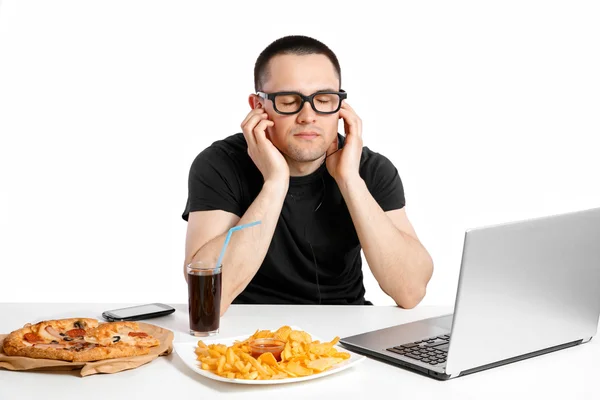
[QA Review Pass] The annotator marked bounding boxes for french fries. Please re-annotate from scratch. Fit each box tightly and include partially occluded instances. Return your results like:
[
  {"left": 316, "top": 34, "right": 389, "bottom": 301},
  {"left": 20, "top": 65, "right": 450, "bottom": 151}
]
[{"left": 194, "top": 326, "right": 351, "bottom": 380}]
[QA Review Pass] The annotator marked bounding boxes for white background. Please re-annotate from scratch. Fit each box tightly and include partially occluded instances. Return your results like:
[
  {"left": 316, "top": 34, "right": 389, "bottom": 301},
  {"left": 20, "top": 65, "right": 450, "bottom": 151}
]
[{"left": 1, "top": 1, "right": 598, "bottom": 307}]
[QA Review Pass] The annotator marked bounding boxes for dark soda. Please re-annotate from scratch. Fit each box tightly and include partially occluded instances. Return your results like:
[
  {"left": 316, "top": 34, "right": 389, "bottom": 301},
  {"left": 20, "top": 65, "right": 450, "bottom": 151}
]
[{"left": 187, "top": 270, "right": 222, "bottom": 334}]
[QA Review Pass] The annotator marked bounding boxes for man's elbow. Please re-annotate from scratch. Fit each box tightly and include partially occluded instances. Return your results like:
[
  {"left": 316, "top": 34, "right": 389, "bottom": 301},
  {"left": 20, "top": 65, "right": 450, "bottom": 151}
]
[
  {"left": 220, "top": 292, "right": 236, "bottom": 317},
  {"left": 220, "top": 302, "right": 230, "bottom": 317},
  {"left": 396, "top": 257, "right": 434, "bottom": 309},
  {"left": 394, "top": 286, "right": 427, "bottom": 309},
  {"left": 219, "top": 285, "right": 239, "bottom": 317}
]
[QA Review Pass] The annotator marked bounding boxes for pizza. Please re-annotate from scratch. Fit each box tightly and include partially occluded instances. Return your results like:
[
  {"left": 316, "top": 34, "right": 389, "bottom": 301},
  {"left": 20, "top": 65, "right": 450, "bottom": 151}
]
[{"left": 2, "top": 318, "right": 160, "bottom": 362}]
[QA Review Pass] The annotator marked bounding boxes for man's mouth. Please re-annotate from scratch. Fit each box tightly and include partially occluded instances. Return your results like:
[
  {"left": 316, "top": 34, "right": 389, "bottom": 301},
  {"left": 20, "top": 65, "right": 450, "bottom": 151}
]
[{"left": 294, "top": 131, "right": 319, "bottom": 140}]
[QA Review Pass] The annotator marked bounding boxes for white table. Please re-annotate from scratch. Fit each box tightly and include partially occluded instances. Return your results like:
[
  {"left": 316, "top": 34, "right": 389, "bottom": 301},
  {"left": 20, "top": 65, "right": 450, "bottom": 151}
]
[{"left": 0, "top": 303, "right": 597, "bottom": 399}]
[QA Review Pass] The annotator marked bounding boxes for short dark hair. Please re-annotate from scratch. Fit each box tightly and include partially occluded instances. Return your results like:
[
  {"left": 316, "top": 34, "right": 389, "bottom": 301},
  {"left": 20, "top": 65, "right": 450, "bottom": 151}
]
[{"left": 254, "top": 35, "right": 341, "bottom": 92}]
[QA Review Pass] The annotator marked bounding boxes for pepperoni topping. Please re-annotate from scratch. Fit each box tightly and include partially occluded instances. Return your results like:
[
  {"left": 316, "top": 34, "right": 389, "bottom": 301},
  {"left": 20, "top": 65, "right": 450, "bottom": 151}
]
[
  {"left": 66, "top": 329, "right": 86, "bottom": 338},
  {"left": 128, "top": 332, "right": 148, "bottom": 338},
  {"left": 24, "top": 333, "right": 43, "bottom": 343}
]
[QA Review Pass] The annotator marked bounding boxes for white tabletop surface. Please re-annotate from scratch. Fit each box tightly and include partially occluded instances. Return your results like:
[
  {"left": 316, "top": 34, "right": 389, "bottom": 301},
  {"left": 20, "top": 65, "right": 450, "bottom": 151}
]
[{"left": 0, "top": 303, "right": 597, "bottom": 399}]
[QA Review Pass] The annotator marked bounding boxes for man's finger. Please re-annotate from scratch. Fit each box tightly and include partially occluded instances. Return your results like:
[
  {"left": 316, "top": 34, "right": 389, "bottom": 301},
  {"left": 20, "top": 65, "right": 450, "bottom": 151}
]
[
  {"left": 243, "top": 113, "right": 268, "bottom": 135},
  {"left": 242, "top": 114, "right": 267, "bottom": 146},
  {"left": 240, "top": 108, "right": 266, "bottom": 129},
  {"left": 340, "top": 101, "right": 357, "bottom": 113},
  {"left": 339, "top": 108, "right": 362, "bottom": 138},
  {"left": 340, "top": 102, "right": 360, "bottom": 121},
  {"left": 241, "top": 128, "right": 256, "bottom": 148},
  {"left": 340, "top": 102, "right": 362, "bottom": 135},
  {"left": 240, "top": 109, "right": 267, "bottom": 129},
  {"left": 253, "top": 119, "right": 275, "bottom": 143}
]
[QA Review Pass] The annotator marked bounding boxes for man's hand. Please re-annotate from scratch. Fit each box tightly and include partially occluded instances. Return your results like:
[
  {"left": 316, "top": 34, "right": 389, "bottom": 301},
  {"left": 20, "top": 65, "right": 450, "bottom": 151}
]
[
  {"left": 241, "top": 108, "right": 289, "bottom": 184},
  {"left": 325, "top": 101, "right": 363, "bottom": 184}
]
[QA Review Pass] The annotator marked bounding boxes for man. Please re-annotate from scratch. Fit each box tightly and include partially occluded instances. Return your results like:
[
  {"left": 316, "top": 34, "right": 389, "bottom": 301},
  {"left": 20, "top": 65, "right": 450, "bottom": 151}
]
[{"left": 182, "top": 35, "right": 433, "bottom": 315}]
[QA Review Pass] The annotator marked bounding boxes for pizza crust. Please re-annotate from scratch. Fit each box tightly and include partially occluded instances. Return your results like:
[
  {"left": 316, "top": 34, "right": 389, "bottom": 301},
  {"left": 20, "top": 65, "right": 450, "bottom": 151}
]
[{"left": 4, "top": 341, "right": 151, "bottom": 362}]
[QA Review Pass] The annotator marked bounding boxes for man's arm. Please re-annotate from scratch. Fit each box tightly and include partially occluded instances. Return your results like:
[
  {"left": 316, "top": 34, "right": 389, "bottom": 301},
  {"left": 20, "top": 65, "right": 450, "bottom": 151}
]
[
  {"left": 184, "top": 180, "right": 287, "bottom": 316},
  {"left": 337, "top": 178, "right": 433, "bottom": 308},
  {"left": 183, "top": 106, "right": 289, "bottom": 316},
  {"left": 326, "top": 101, "right": 433, "bottom": 308}
]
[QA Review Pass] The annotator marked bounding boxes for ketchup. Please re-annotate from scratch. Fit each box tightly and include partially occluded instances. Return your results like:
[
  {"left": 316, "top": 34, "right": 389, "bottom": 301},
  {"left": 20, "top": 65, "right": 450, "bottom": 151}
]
[{"left": 249, "top": 339, "right": 285, "bottom": 361}]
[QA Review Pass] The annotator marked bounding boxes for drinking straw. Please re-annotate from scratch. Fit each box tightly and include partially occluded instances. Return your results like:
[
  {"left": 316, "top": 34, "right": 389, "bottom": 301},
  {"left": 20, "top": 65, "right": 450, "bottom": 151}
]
[{"left": 215, "top": 221, "right": 261, "bottom": 269}]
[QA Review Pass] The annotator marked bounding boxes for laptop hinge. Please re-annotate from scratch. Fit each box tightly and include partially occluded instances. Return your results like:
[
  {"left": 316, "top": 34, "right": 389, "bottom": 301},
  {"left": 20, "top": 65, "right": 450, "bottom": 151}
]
[{"left": 445, "top": 338, "right": 584, "bottom": 377}]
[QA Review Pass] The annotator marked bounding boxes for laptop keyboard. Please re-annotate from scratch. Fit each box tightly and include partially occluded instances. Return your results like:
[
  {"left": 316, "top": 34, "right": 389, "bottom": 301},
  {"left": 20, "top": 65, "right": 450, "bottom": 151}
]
[{"left": 386, "top": 334, "right": 450, "bottom": 365}]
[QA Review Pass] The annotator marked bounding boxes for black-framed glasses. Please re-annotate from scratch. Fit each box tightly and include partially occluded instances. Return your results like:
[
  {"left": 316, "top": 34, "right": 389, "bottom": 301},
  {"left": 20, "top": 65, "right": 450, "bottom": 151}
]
[{"left": 257, "top": 90, "right": 347, "bottom": 115}]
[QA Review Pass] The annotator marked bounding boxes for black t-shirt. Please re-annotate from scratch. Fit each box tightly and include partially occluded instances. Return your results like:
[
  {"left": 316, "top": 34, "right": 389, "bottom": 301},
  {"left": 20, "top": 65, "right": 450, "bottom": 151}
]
[{"left": 182, "top": 133, "right": 405, "bottom": 305}]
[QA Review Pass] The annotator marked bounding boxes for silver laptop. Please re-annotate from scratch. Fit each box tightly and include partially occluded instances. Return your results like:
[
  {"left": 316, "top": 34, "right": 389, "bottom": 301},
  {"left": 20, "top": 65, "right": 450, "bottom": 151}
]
[{"left": 340, "top": 207, "right": 600, "bottom": 380}]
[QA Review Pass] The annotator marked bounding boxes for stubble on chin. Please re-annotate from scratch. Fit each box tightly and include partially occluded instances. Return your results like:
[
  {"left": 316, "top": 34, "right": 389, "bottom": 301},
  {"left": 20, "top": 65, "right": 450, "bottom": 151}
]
[{"left": 284, "top": 140, "right": 328, "bottom": 163}]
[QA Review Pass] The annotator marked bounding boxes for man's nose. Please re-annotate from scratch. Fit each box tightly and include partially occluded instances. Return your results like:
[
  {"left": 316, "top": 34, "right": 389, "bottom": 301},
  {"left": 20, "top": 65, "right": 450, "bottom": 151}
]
[{"left": 296, "top": 101, "right": 317, "bottom": 124}]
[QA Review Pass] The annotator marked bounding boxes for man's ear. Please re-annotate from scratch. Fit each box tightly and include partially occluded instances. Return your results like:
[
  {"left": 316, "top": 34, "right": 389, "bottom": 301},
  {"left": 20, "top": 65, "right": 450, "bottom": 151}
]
[{"left": 248, "top": 94, "right": 262, "bottom": 110}]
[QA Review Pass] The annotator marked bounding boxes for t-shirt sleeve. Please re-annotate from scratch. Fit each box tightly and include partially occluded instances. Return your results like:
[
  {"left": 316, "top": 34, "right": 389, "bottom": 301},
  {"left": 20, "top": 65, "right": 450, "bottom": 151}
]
[
  {"left": 181, "top": 146, "right": 243, "bottom": 221},
  {"left": 361, "top": 152, "right": 406, "bottom": 212}
]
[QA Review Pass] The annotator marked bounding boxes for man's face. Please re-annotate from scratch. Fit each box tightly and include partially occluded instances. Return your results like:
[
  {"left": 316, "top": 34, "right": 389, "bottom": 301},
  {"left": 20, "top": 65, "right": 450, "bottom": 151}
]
[{"left": 257, "top": 54, "right": 340, "bottom": 163}]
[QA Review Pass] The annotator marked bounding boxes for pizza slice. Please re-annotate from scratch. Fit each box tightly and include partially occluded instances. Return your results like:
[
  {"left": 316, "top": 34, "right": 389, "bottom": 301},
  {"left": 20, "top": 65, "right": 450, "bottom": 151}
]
[
  {"left": 83, "top": 321, "right": 160, "bottom": 348},
  {"left": 3, "top": 318, "right": 160, "bottom": 362}
]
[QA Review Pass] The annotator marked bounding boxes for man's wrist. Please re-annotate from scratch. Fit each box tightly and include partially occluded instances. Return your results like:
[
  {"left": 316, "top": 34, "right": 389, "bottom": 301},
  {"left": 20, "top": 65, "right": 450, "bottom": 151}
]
[
  {"left": 263, "top": 177, "right": 289, "bottom": 198},
  {"left": 335, "top": 173, "right": 365, "bottom": 193}
]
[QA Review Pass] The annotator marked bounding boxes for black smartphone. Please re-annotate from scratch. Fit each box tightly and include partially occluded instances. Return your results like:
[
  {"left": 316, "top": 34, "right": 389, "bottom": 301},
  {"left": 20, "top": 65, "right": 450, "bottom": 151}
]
[{"left": 101, "top": 303, "right": 175, "bottom": 322}]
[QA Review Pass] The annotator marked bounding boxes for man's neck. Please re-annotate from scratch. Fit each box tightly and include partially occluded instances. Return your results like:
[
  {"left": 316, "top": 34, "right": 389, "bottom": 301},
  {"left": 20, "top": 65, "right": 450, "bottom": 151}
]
[{"left": 286, "top": 154, "right": 326, "bottom": 177}]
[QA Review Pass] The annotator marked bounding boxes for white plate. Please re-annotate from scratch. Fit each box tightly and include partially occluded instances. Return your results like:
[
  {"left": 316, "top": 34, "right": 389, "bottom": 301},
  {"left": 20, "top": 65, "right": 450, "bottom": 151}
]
[{"left": 173, "top": 330, "right": 366, "bottom": 385}]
